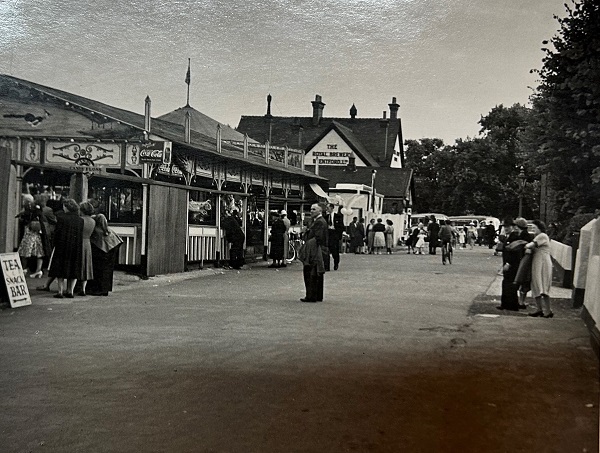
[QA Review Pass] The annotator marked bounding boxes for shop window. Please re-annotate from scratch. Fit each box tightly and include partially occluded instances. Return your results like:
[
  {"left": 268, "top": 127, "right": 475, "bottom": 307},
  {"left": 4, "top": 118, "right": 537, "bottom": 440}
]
[{"left": 88, "top": 185, "right": 142, "bottom": 224}]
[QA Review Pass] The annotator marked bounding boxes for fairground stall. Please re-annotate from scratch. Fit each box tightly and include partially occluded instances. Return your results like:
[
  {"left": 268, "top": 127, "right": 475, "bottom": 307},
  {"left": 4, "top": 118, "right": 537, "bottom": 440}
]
[{"left": 0, "top": 75, "right": 327, "bottom": 276}]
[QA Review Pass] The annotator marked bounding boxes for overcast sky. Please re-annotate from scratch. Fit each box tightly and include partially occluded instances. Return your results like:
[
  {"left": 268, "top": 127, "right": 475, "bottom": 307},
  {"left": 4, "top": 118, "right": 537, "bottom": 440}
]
[{"left": 0, "top": 0, "right": 566, "bottom": 144}]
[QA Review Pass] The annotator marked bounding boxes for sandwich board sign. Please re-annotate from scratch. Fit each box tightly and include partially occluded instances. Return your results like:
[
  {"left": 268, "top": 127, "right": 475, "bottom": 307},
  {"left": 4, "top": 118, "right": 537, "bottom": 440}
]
[{"left": 0, "top": 252, "right": 32, "bottom": 308}]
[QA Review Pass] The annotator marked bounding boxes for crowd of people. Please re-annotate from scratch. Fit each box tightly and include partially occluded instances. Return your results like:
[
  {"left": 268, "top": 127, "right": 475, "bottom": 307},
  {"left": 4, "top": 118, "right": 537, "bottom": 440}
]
[
  {"left": 17, "top": 192, "right": 123, "bottom": 298},
  {"left": 346, "top": 217, "right": 395, "bottom": 255}
]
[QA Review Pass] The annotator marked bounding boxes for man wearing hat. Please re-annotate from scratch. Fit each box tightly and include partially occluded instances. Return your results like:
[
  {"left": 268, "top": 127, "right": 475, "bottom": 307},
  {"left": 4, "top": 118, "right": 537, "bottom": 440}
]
[{"left": 325, "top": 203, "right": 345, "bottom": 270}]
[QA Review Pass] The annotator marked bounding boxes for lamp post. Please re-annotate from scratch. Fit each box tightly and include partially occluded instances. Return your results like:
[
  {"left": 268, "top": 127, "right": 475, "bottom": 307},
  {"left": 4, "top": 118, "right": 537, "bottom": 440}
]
[
  {"left": 518, "top": 166, "right": 526, "bottom": 218},
  {"left": 370, "top": 169, "right": 377, "bottom": 213}
]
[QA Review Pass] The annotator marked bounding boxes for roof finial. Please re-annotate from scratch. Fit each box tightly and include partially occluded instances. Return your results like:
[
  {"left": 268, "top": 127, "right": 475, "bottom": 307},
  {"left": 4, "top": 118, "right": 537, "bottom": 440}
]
[{"left": 266, "top": 93, "right": 272, "bottom": 117}]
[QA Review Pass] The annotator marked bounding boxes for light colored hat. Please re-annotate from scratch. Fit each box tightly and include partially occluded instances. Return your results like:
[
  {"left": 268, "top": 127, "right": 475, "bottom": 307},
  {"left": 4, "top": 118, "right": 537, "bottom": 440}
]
[
  {"left": 514, "top": 218, "right": 528, "bottom": 229},
  {"left": 280, "top": 210, "right": 287, "bottom": 216}
]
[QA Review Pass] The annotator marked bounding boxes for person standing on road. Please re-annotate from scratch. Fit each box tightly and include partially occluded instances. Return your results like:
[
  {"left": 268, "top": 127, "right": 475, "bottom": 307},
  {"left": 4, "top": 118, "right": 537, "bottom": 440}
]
[
  {"left": 281, "top": 210, "right": 291, "bottom": 266},
  {"left": 526, "top": 220, "right": 554, "bottom": 318},
  {"left": 427, "top": 215, "right": 440, "bottom": 255},
  {"left": 496, "top": 217, "right": 523, "bottom": 311},
  {"left": 221, "top": 210, "right": 246, "bottom": 270},
  {"left": 88, "top": 214, "right": 123, "bottom": 296},
  {"left": 439, "top": 219, "right": 453, "bottom": 265},
  {"left": 48, "top": 198, "right": 84, "bottom": 299},
  {"left": 415, "top": 227, "right": 427, "bottom": 255},
  {"left": 514, "top": 217, "right": 533, "bottom": 308},
  {"left": 366, "top": 218, "right": 376, "bottom": 254},
  {"left": 299, "top": 203, "right": 327, "bottom": 302},
  {"left": 372, "top": 219, "right": 386, "bottom": 254},
  {"left": 385, "top": 219, "right": 394, "bottom": 254},
  {"left": 326, "top": 203, "right": 344, "bottom": 270},
  {"left": 268, "top": 212, "right": 286, "bottom": 268},
  {"left": 485, "top": 222, "right": 497, "bottom": 249}
]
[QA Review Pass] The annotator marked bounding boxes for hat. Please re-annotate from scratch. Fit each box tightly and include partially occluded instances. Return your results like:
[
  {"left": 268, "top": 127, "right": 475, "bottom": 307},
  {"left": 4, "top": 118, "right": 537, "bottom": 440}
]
[
  {"left": 280, "top": 210, "right": 287, "bottom": 216},
  {"left": 503, "top": 217, "right": 514, "bottom": 227},
  {"left": 514, "top": 218, "right": 528, "bottom": 229}
]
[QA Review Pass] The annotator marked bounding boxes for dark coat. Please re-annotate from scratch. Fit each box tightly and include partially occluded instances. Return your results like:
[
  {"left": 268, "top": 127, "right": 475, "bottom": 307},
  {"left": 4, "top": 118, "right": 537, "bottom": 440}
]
[{"left": 49, "top": 211, "right": 83, "bottom": 279}]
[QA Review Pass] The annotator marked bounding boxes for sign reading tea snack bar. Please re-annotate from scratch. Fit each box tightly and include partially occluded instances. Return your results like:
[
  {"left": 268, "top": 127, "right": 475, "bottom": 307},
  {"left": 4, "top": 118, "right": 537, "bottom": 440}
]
[{"left": 0, "top": 253, "right": 31, "bottom": 308}]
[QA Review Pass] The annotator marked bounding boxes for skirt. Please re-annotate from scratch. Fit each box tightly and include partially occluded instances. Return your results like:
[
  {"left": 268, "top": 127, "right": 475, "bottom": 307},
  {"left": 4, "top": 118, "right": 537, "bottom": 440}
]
[
  {"left": 373, "top": 232, "right": 386, "bottom": 248},
  {"left": 18, "top": 229, "right": 45, "bottom": 258}
]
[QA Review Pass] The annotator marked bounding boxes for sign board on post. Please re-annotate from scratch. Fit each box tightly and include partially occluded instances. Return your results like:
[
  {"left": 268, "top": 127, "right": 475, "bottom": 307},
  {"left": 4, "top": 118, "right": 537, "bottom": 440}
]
[
  {"left": 0, "top": 253, "right": 32, "bottom": 308},
  {"left": 138, "top": 141, "right": 172, "bottom": 164}
]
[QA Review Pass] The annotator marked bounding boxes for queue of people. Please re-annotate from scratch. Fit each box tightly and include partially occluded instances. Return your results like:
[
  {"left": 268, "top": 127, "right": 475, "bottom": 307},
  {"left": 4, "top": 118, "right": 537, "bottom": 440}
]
[{"left": 18, "top": 194, "right": 123, "bottom": 298}]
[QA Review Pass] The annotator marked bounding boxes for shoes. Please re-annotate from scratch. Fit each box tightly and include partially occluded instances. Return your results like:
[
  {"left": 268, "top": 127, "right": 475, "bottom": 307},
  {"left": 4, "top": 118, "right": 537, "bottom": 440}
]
[
  {"left": 30, "top": 271, "right": 43, "bottom": 278},
  {"left": 528, "top": 310, "right": 544, "bottom": 317},
  {"left": 300, "top": 298, "right": 317, "bottom": 303},
  {"left": 64, "top": 293, "right": 74, "bottom": 299},
  {"left": 77, "top": 291, "right": 87, "bottom": 297},
  {"left": 37, "top": 286, "right": 51, "bottom": 291},
  {"left": 280, "top": 264, "right": 287, "bottom": 268},
  {"left": 53, "top": 293, "right": 64, "bottom": 299},
  {"left": 518, "top": 304, "right": 527, "bottom": 309},
  {"left": 334, "top": 264, "right": 339, "bottom": 270},
  {"left": 442, "top": 261, "right": 446, "bottom": 265},
  {"left": 268, "top": 264, "right": 278, "bottom": 268},
  {"left": 543, "top": 312, "right": 554, "bottom": 318},
  {"left": 89, "top": 291, "right": 109, "bottom": 296}
]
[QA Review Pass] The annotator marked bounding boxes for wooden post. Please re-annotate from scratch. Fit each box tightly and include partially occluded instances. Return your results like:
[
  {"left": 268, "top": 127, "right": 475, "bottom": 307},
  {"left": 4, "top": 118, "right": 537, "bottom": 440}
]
[{"left": 0, "top": 151, "right": 16, "bottom": 253}]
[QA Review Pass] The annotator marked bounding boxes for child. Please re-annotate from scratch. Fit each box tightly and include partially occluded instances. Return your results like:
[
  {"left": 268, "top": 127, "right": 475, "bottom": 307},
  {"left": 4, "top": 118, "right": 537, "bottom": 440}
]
[{"left": 415, "top": 228, "right": 427, "bottom": 255}]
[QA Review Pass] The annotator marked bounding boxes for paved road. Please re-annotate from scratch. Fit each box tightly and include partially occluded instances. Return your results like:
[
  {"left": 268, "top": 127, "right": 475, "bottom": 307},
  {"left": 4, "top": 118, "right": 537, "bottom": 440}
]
[{"left": 1, "top": 246, "right": 598, "bottom": 452}]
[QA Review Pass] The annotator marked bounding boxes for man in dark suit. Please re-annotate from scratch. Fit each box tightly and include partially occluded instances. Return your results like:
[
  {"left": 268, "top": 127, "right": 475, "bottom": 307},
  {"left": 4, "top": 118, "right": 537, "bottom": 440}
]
[
  {"left": 301, "top": 203, "right": 328, "bottom": 302},
  {"left": 325, "top": 203, "right": 345, "bottom": 270}
]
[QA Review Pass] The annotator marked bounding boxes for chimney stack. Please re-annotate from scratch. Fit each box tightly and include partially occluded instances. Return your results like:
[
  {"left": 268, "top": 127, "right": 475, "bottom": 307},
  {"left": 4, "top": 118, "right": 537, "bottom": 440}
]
[
  {"left": 389, "top": 96, "right": 400, "bottom": 120},
  {"left": 311, "top": 95, "right": 325, "bottom": 126},
  {"left": 144, "top": 96, "right": 151, "bottom": 132},
  {"left": 350, "top": 103, "right": 357, "bottom": 119}
]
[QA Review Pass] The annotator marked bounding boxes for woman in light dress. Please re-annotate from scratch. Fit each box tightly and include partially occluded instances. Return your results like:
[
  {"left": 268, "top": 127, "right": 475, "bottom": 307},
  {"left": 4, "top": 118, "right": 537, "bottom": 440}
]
[
  {"left": 385, "top": 219, "right": 394, "bottom": 254},
  {"left": 525, "top": 220, "right": 554, "bottom": 318}
]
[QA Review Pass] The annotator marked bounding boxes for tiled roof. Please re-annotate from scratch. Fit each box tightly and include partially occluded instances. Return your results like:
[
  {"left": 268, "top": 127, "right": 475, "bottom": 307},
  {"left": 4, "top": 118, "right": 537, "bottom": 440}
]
[
  {"left": 237, "top": 114, "right": 402, "bottom": 167},
  {"left": 0, "top": 75, "right": 324, "bottom": 180},
  {"left": 317, "top": 166, "right": 413, "bottom": 198},
  {"left": 158, "top": 105, "right": 254, "bottom": 143}
]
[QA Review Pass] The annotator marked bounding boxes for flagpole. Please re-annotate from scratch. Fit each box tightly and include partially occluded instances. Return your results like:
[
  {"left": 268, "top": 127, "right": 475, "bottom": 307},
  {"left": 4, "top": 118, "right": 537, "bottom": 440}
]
[{"left": 185, "top": 58, "right": 191, "bottom": 107}]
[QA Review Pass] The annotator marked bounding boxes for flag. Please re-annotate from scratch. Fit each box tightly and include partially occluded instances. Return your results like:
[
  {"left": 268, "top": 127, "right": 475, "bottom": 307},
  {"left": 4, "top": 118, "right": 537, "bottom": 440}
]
[{"left": 185, "top": 59, "right": 191, "bottom": 85}]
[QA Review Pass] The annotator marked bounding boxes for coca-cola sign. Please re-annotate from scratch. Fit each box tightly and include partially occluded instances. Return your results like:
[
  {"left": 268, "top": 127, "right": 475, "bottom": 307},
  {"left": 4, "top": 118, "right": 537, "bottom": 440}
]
[{"left": 139, "top": 141, "right": 172, "bottom": 164}]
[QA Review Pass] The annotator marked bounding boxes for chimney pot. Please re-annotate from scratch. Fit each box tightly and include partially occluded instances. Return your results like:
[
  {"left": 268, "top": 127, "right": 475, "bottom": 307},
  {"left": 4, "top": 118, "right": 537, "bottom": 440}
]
[{"left": 350, "top": 103, "right": 357, "bottom": 119}]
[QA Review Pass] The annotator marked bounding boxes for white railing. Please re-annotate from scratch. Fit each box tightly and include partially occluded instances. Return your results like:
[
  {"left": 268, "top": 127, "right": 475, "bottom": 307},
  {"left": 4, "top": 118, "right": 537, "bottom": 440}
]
[
  {"left": 187, "top": 225, "right": 229, "bottom": 262},
  {"left": 110, "top": 224, "right": 141, "bottom": 265}
]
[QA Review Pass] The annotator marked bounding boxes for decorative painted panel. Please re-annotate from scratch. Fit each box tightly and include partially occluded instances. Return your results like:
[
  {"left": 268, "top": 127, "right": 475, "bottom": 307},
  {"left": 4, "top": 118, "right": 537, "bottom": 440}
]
[
  {"left": 20, "top": 139, "right": 42, "bottom": 163},
  {"left": 45, "top": 142, "right": 121, "bottom": 172}
]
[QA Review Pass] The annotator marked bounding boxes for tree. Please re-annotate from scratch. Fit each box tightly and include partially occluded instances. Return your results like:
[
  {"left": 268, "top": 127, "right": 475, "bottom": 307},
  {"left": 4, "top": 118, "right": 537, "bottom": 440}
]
[
  {"left": 403, "top": 138, "right": 446, "bottom": 213},
  {"left": 530, "top": 0, "right": 600, "bottom": 219}
]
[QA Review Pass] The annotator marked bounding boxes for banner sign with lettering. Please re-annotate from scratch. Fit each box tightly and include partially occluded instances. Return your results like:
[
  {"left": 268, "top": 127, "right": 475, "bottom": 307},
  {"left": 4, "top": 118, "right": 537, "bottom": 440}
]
[
  {"left": 0, "top": 253, "right": 32, "bottom": 308},
  {"left": 138, "top": 141, "right": 172, "bottom": 164}
]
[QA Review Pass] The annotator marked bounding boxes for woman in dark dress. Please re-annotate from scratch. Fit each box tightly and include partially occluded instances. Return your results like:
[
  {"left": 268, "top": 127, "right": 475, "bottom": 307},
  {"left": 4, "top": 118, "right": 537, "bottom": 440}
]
[
  {"left": 88, "top": 214, "right": 123, "bottom": 296},
  {"left": 497, "top": 217, "right": 523, "bottom": 311},
  {"left": 48, "top": 198, "right": 83, "bottom": 298},
  {"left": 269, "top": 213, "right": 286, "bottom": 268}
]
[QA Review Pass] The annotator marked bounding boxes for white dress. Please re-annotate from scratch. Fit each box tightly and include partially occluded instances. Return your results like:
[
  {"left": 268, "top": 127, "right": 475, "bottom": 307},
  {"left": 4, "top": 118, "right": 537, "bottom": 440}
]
[
  {"left": 530, "top": 233, "right": 553, "bottom": 297},
  {"left": 415, "top": 231, "right": 426, "bottom": 248}
]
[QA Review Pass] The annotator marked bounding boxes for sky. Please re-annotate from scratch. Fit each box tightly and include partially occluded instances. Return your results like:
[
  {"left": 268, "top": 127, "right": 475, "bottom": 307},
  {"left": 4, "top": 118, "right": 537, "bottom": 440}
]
[{"left": 0, "top": 0, "right": 567, "bottom": 144}]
